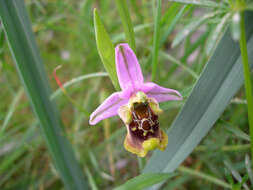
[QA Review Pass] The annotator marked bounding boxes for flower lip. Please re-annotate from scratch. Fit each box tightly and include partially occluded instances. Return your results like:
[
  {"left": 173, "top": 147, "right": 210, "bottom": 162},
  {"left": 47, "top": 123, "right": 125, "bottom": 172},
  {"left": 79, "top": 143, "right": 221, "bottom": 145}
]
[{"left": 123, "top": 96, "right": 168, "bottom": 157}]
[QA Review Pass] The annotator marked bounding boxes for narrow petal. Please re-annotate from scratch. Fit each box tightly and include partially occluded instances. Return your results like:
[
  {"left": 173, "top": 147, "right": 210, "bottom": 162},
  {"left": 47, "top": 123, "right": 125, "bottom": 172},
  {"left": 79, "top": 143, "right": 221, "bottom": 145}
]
[
  {"left": 142, "top": 82, "right": 182, "bottom": 102},
  {"left": 115, "top": 43, "right": 144, "bottom": 90},
  {"left": 89, "top": 92, "right": 128, "bottom": 125}
]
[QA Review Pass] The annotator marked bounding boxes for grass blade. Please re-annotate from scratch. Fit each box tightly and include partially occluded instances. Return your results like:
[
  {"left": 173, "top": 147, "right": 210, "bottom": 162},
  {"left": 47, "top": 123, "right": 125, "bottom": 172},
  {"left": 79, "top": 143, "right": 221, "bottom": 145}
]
[
  {"left": 114, "top": 173, "right": 176, "bottom": 190},
  {"left": 51, "top": 72, "right": 108, "bottom": 99},
  {"left": 205, "top": 13, "right": 231, "bottom": 55},
  {"left": 172, "top": 11, "right": 220, "bottom": 47},
  {"left": 151, "top": 0, "right": 162, "bottom": 81},
  {"left": 178, "top": 166, "right": 231, "bottom": 189},
  {"left": 160, "top": 5, "right": 190, "bottom": 45},
  {"left": 93, "top": 9, "right": 119, "bottom": 90},
  {"left": 167, "top": 0, "right": 220, "bottom": 7},
  {"left": 0, "top": 88, "right": 23, "bottom": 134},
  {"left": 115, "top": 0, "right": 136, "bottom": 52},
  {"left": 224, "top": 160, "right": 249, "bottom": 190},
  {"left": 0, "top": 1, "right": 88, "bottom": 189},
  {"left": 143, "top": 12, "right": 253, "bottom": 189}
]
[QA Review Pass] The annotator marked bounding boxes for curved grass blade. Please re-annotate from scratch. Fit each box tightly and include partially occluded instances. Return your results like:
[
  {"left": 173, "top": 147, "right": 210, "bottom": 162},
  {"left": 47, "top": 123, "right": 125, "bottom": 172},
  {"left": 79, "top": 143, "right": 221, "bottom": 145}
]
[
  {"left": 115, "top": 0, "right": 136, "bottom": 52},
  {"left": 160, "top": 5, "right": 190, "bottom": 45},
  {"left": 0, "top": 1, "right": 88, "bottom": 189},
  {"left": 178, "top": 166, "right": 231, "bottom": 189},
  {"left": 51, "top": 72, "right": 108, "bottom": 99},
  {"left": 114, "top": 173, "right": 176, "bottom": 190},
  {"left": 93, "top": 9, "right": 120, "bottom": 90},
  {"left": 143, "top": 12, "right": 253, "bottom": 189},
  {"left": 172, "top": 11, "right": 220, "bottom": 47},
  {"left": 167, "top": 0, "right": 220, "bottom": 7}
]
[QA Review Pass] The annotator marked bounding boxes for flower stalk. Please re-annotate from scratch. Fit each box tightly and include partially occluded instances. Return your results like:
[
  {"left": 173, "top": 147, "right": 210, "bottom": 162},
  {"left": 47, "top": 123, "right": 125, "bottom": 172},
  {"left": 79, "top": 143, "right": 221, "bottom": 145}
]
[{"left": 239, "top": 11, "right": 253, "bottom": 168}]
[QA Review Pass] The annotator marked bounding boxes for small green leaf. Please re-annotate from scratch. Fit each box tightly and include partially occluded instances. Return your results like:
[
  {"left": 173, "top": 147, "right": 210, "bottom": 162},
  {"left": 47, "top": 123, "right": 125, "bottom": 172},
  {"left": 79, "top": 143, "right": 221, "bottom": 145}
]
[
  {"left": 93, "top": 9, "right": 120, "bottom": 90},
  {"left": 167, "top": 0, "right": 220, "bottom": 7},
  {"left": 114, "top": 173, "right": 176, "bottom": 190}
]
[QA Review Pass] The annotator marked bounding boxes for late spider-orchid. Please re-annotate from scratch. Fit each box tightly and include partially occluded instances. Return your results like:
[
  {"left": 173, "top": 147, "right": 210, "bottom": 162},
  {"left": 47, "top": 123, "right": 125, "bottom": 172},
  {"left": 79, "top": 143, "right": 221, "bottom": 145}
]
[{"left": 89, "top": 43, "right": 182, "bottom": 157}]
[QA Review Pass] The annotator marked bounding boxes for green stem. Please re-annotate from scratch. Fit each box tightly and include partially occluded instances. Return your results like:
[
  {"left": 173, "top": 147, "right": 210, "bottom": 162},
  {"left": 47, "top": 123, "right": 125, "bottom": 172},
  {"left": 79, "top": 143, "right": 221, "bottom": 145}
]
[
  {"left": 195, "top": 144, "right": 250, "bottom": 152},
  {"left": 115, "top": 0, "right": 136, "bottom": 52},
  {"left": 151, "top": 0, "right": 162, "bottom": 82},
  {"left": 239, "top": 12, "right": 253, "bottom": 168}
]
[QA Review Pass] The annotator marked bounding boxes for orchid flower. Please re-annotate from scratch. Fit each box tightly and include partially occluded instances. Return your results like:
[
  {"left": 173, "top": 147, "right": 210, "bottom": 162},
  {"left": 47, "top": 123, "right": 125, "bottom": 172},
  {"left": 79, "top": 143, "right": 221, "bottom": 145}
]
[{"left": 89, "top": 43, "right": 182, "bottom": 157}]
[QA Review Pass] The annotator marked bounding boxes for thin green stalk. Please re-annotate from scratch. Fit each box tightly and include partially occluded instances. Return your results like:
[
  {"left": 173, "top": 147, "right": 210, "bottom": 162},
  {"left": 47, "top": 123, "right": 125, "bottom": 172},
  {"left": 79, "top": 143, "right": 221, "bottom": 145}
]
[
  {"left": 115, "top": 0, "right": 136, "bottom": 52},
  {"left": 151, "top": 0, "right": 162, "bottom": 82},
  {"left": 178, "top": 166, "right": 232, "bottom": 189},
  {"left": 0, "top": 88, "right": 23, "bottom": 135},
  {"left": 195, "top": 144, "right": 250, "bottom": 152},
  {"left": 239, "top": 12, "right": 253, "bottom": 168}
]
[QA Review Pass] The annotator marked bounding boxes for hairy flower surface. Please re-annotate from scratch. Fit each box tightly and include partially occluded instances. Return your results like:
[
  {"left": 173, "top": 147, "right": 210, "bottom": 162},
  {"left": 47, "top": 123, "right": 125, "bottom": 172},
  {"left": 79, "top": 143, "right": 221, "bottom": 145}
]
[{"left": 89, "top": 43, "right": 182, "bottom": 157}]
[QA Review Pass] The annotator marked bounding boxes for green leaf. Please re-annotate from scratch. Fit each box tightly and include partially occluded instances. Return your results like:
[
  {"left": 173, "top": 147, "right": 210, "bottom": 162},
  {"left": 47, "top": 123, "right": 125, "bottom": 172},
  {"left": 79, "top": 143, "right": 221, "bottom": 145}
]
[
  {"left": 114, "top": 173, "right": 176, "bottom": 190},
  {"left": 0, "top": 1, "right": 88, "bottom": 189},
  {"left": 93, "top": 9, "right": 120, "bottom": 90},
  {"left": 167, "top": 0, "right": 220, "bottom": 7},
  {"left": 115, "top": 0, "right": 136, "bottom": 52},
  {"left": 172, "top": 11, "right": 220, "bottom": 47},
  {"left": 143, "top": 12, "right": 253, "bottom": 189}
]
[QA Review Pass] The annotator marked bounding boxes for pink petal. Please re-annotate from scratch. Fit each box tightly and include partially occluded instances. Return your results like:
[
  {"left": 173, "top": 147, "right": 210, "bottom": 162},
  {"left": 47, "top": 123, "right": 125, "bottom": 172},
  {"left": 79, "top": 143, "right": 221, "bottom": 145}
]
[
  {"left": 142, "top": 82, "right": 182, "bottom": 102},
  {"left": 115, "top": 43, "right": 144, "bottom": 90},
  {"left": 89, "top": 92, "right": 128, "bottom": 125}
]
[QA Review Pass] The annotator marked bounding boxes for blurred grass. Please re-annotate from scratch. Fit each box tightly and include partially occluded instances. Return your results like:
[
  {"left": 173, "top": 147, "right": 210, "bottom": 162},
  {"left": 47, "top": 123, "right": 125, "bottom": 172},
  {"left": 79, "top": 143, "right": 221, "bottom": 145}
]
[{"left": 0, "top": 0, "right": 252, "bottom": 189}]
